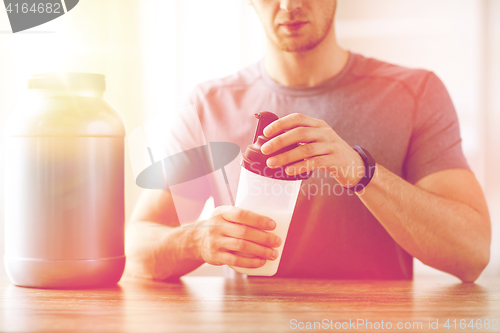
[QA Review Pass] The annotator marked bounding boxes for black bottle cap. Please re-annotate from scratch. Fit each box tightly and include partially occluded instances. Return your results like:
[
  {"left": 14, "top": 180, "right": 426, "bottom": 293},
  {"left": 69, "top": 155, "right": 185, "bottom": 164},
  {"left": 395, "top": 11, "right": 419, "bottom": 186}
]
[{"left": 242, "top": 111, "right": 312, "bottom": 181}]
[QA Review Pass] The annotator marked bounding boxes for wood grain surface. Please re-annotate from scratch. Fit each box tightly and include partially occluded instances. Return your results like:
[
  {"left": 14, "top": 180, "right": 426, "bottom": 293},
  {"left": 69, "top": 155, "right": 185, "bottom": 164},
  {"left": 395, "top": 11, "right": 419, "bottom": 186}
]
[{"left": 0, "top": 274, "right": 499, "bottom": 332}]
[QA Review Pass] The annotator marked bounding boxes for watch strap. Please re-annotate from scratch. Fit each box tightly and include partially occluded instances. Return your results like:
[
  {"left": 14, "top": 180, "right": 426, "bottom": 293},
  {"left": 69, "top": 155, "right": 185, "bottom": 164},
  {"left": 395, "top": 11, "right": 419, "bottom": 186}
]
[{"left": 346, "top": 146, "right": 376, "bottom": 193}]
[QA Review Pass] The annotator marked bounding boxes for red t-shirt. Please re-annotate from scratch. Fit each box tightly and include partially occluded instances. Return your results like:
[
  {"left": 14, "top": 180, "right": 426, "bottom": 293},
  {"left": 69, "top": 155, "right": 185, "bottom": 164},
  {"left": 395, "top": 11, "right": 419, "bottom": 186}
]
[{"left": 169, "top": 52, "right": 470, "bottom": 279}]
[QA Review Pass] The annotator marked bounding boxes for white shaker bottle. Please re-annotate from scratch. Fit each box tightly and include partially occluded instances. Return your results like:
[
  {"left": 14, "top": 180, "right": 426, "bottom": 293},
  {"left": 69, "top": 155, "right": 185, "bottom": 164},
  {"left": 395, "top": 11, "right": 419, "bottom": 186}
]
[
  {"left": 4, "top": 73, "right": 126, "bottom": 288},
  {"left": 232, "top": 112, "right": 311, "bottom": 276}
]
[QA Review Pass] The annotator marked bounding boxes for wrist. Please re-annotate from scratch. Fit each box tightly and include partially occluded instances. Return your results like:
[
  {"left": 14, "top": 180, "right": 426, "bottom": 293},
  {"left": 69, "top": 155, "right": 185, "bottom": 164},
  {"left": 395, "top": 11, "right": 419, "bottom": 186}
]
[
  {"left": 355, "top": 163, "right": 379, "bottom": 195},
  {"left": 176, "top": 222, "right": 204, "bottom": 262},
  {"left": 346, "top": 151, "right": 365, "bottom": 186},
  {"left": 346, "top": 146, "right": 377, "bottom": 192},
  {"left": 330, "top": 149, "right": 365, "bottom": 187}
]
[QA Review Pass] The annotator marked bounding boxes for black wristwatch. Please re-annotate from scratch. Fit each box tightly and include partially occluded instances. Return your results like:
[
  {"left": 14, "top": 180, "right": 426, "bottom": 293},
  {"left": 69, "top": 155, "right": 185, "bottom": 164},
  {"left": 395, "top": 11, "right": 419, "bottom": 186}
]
[{"left": 344, "top": 146, "right": 376, "bottom": 193}]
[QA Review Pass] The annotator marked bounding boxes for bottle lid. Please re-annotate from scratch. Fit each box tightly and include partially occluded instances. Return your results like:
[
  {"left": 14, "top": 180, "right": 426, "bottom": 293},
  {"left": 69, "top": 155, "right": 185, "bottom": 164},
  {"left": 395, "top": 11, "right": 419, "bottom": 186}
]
[
  {"left": 28, "top": 72, "right": 106, "bottom": 92},
  {"left": 242, "top": 111, "right": 312, "bottom": 181}
]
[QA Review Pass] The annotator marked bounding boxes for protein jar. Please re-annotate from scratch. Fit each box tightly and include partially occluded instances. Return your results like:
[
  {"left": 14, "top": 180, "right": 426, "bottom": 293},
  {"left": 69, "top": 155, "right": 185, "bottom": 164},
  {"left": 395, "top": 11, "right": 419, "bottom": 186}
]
[{"left": 4, "top": 73, "right": 126, "bottom": 288}]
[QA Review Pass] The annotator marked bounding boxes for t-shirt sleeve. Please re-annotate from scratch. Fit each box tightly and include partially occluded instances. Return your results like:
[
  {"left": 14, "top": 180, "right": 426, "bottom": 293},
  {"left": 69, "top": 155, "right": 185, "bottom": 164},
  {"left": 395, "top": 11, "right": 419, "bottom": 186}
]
[
  {"left": 403, "top": 72, "right": 470, "bottom": 184},
  {"left": 143, "top": 91, "right": 215, "bottom": 203}
]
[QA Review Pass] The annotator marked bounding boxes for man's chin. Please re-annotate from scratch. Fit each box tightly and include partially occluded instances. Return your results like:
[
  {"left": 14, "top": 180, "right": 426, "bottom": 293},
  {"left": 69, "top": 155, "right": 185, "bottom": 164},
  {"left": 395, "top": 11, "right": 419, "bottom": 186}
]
[
  {"left": 269, "top": 31, "right": 324, "bottom": 53},
  {"left": 276, "top": 39, "right": 322, "bottom": 53}
]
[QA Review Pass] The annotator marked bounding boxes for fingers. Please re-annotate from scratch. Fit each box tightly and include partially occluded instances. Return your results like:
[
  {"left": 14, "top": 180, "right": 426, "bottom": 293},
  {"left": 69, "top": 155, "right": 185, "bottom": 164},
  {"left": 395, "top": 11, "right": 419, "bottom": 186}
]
[
  {"left": 222, "top": 237, "right": 279, "bottom": 261},
  {"left": 216, "top": 252, "right": 266, "bottom": 268},
  {"left": 219, "top": 207, "right": 277, "bottom": 231},
  {"left": 263, "top": 113, "right": 319, "bottom": 138},
  {"left": 284, "top": 155, "right": 334, "bottom": 175},
  {"left": 221, "top": 220, "right": 282, "bottom": 249},
  {"left": 266, "top": 142, "right": 328, "bottom": 169},
  {"left": 200, "top": 207, "right": 283, "bottom": 268},
  {"left": 261, "top": 127, "right": 320, "bottom": 156}
]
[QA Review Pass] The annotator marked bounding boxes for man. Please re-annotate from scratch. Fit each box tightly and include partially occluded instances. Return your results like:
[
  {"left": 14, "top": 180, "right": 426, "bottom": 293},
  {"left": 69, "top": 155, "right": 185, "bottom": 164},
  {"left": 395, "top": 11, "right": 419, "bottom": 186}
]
[{"left": 125, "top": 0, "right": 490, "bottom": 282}]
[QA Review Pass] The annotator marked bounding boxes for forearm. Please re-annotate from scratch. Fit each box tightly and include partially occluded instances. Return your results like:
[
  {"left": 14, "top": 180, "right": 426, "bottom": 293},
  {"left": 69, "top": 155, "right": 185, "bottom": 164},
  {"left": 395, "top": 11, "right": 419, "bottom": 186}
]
[
  {"left": 357, "top": 165, "right": 490, "bottom": 282},
  {"left": 124, "top": 221, "right": 204, "bottom": 280}
]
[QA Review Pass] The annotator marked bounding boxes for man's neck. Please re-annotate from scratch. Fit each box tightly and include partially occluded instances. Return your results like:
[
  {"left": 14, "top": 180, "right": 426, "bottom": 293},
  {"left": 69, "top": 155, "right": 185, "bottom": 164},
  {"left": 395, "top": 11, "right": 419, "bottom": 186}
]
[{"left": 263, "top": 27, "right": 349, "bottom": 87}]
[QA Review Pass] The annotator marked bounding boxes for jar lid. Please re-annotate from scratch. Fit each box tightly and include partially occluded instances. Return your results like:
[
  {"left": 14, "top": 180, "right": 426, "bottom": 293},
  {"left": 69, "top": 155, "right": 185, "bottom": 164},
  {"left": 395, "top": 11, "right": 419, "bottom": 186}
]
[
  {"left": 242, "top": 111, "right": 312, "bottom": 181},
  {"left": 28, "top": 72, "right": 106, "bottom": 92}
]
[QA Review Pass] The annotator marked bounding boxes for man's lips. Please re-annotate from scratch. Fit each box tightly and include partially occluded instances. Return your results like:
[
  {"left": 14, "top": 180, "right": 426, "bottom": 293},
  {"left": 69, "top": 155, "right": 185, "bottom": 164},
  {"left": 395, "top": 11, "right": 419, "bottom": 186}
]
[{"left": 279, "top": 21, "right": 309, "bottom": 33}]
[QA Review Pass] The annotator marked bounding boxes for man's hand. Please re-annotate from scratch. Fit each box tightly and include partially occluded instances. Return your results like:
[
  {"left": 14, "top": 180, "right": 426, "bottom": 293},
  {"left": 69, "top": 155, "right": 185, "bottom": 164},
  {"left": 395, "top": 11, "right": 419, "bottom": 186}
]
[
  {"left": 193, "top": 206, "right": 282, "bottom": 268},
  {"left": 260, "top": 113, "right": 364, "bottom": 187}
]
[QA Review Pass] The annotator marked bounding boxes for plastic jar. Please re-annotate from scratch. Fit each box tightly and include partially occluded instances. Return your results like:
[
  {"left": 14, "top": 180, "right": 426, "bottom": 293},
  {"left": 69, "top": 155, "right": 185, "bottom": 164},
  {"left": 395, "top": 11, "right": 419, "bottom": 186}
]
[{"left": 4, "top": 73, "right": 126, "bottom": 288}]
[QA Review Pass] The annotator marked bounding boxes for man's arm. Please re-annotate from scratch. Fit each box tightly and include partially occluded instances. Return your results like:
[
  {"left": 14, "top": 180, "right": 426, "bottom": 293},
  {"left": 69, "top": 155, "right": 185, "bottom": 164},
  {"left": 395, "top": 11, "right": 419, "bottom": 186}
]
[
  {"left": 125, "top": 189, "right": 282, "bottom": 280},
  {"left": 357, "top": 166, "right": 490, "bottom": 282},
  {"left": 124, "top": 189, "right": 205, "bottom": 280},
  {"left": 261, "top": 113, "right": 491, "bottom": 282}
]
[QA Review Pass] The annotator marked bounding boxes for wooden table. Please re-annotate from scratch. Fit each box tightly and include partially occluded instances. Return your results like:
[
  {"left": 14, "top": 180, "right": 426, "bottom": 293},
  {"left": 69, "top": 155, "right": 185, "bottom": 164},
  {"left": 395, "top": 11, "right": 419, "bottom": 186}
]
[{"left": 0, "top": 274, "right": 499, "bottom": 332}]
